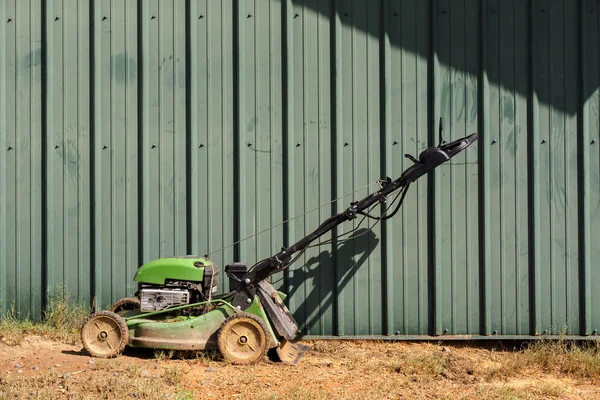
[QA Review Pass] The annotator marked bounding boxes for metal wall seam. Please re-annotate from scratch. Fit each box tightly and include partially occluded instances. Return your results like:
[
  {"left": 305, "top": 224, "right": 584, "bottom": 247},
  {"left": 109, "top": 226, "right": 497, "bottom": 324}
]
[
  {"left": 92, "top": 0, "right": 102, "bottom": 307},
  {"left": 236, "top": 0, "right": 250, "bottom": 264},
  {"left": 317, "top": 0, "right": 334, "bottom": 335},
  {"left": 3, "top": 0, "right": 16, "bottom": 317},
  {"left": 220, "top": 0, "right": 236, "bottom": 288},
  {"left": 528, "top": 0, "right": 542, "bottom": 335},
  {"left": 563, "top": 0, "right": 581, "bottom": 335},
  {"left": 93, "top": 0, "right": 107, "bottom": 308},
  {"left": 415, "top": 0, "right": 431, "bottom": 336},
  {"left": 338, "top": 0, "right": 357, "bottom": 336},
  {"left": 464, "top": 0, "right": 480, "bottom": 336},
  {"left": 124, "top": 0, "right": 140, "bottom": 299},
  {"left": 44, "top": 0, "right": 55, "bottom": 308},
  {"left": 431, "top": 0, "right": 442, "bottom": 336},
  {"left": 0, "top": 0, "right": 6, "bottom": 317},
  {"left": 140, "top": 0, "right": 149, "bottom": 265},
  {"left": 301, "top": 0, "right": 312, "bottom": 334},
  {"left": 189, "top": 0, "right": 207, "bottom": 276},
  {"left": 579, "top": 0, "right": 590, "bottom": 336},
  {"left": 29, "top": 0, "right": 44, "bottom": 319},
  {"left": 366, "top": 0, "right": 383, "bottom": 335},
  {"left": 381, "top": 0, "right": 393, "bottom": 336},
  {"left": 479, "top": 0, "right": 491, "bottom": 336},
  {"left": 280, "top": 0, "right": 292, "bottom": 307},
  {"left": 288, "top": 0, "right": 306, "bottom": 331},
  {"left": 254, "top": 0, "right": 275, "bottom": 294},
  {"left": 591, "top": 0, "right": 600, "bottom": 334},
  {"left": 174, "top": 0, "right": 188, "bottom": 260},
  {"left": 268, "top": 0, "right": 286, "bottom": 306},
  {"left": 332, "top": 0, "right": 343, "bottom": 336},
  {"left": 514, "top": 0, "right": 531, "bottom": 336},
  {"left": 141, "top": 0, "right": 162, "bottom": 262},
  {"left": 300, "top": 0, "right": 323, "bottom": 336}
]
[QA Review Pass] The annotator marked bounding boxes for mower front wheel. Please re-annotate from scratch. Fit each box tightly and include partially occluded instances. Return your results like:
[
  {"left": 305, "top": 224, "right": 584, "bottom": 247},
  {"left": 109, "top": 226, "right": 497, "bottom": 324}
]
[
  {"left": 217, "top": 312, "right": 270, "bottom": 365},
  {"left": 81, "top": 311, "right": 129, "bottom": 358}
]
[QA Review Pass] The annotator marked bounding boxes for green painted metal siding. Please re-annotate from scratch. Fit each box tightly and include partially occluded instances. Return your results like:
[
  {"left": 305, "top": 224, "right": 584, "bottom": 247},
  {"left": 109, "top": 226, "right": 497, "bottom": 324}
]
[{"left": 1, "top": 0, "right": 599, "bottom": 338}]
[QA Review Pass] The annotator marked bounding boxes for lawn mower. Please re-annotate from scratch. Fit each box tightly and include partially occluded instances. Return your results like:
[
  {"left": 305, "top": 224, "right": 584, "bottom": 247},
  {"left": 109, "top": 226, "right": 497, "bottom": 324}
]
[{"left": 81, "top": 121, "right": 478, "bottom": 365}]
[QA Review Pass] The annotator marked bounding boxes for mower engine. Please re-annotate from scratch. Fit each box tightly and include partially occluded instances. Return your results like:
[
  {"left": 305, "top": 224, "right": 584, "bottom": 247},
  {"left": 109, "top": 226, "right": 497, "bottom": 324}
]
[{"left": 133, "top": 257, "right": 220, "bottom": 314}]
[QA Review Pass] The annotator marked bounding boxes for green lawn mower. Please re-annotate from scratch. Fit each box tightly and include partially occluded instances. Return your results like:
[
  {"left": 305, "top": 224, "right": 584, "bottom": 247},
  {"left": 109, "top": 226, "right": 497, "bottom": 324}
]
[{"left": 81, "top": 122, "right": 478, "bottom": 365}]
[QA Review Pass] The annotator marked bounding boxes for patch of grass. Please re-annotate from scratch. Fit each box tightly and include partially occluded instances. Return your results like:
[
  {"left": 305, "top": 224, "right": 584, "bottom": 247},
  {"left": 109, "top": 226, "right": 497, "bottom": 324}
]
[
  {"left": 532, "top": 382, "right": 568, "bottom": 398},
  {"left": 258, "top": 386, "right": 336, "bottom": 400},
  {"left": 392, "top": 351, "right": 448, "bottom": 378},
  {"left": 0, "top": 287, "right": 90, "bottom": 345}
]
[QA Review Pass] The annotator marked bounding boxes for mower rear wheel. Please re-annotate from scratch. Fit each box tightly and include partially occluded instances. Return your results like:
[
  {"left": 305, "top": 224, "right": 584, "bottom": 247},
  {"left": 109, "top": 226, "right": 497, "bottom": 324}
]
[
  {"left": 81, "top": 311, "right": 129, "bottom": 358},
  {"left": 110, "top": 297, "right": 141, "bottom": 314},
  {"left": 217, "top": 312, "right": 270, "bottom": 365}
]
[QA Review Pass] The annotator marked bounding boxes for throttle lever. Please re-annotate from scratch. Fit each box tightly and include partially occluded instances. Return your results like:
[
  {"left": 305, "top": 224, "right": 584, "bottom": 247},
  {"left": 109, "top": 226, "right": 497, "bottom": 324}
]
[
  {"left": 404, "top": 154, "right": 419, "bottom": 165},
  {"left": 438, "top": 117, "right": 446, "bottom": 147}
]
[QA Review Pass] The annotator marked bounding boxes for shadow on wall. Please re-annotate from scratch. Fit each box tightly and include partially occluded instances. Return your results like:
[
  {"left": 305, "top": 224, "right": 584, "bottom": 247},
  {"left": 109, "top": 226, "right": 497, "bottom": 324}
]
[
  {"left": 287, "top": 228, "right": 379, "bottom": 335},
  {"left": 288, "top": 0, "right": 587, "bottom": 116}
]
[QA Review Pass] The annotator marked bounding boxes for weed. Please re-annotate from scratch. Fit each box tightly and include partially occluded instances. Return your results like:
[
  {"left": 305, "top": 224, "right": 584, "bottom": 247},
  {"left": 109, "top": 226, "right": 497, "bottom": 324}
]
[
  {"left": 163, "top": 366, "right": 184, "bottom": 385},
  {"left": 44, "top": 286, "right": 90, "bottom": 332},
  {"left": 174, "top": 386, "right": 196, "bottom": 399},
  {"left": 126, "top": 364, "right": 143, "bottom": 378},
  {"left": 194, "top": 349, "right": 220, "bottom": 363},
  {"left": 0, "top": 285, "right": 90, "bottom": 345},
  {"left": 154, "top": 349, "right": 176, "bottom": 361}
]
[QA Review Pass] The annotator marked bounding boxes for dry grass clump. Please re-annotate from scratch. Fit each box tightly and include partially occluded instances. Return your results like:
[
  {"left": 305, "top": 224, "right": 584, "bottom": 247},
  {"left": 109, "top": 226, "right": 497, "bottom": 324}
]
[
  {"left": 516, "top": 338, "right": 600, "bottom": 380},
  {"left": 0, "top": 286, "right": 90, "bottom": 346}
]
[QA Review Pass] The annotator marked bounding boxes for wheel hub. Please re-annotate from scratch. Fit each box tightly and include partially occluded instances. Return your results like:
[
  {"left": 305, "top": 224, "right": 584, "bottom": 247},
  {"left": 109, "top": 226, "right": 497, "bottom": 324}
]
[
  {"left": 98, "top": 331, "right": 108, "bottom": 340},
  {"left": 239, "top": 336, "right": 248, "bottom": 344}
]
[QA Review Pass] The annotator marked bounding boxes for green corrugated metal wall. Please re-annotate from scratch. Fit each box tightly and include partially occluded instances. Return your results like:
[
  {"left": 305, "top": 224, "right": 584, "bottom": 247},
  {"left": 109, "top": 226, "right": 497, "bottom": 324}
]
[{"left": 1, "top": 0, "right": 599, "bottom": 338}]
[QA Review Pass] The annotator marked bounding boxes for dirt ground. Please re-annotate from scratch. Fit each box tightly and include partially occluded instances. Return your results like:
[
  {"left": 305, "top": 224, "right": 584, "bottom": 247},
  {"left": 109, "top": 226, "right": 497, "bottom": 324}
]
[{"left": 1, "top": 336, "right": 599, "bottom": 399}]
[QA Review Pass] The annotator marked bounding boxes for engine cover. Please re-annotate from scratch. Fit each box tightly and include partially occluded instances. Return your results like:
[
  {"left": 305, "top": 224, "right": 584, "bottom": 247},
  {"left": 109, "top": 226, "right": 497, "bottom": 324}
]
[{"left": 140, "top": 288, "right": 190, "bottom": 312}]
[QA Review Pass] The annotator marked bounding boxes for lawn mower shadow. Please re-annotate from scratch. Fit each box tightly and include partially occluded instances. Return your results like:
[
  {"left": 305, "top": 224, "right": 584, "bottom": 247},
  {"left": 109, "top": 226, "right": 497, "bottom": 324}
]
[
  {"left": 286, "top": 228, "right": 379, "bottom": 335},
  {"left": 62, "top": 347, "right": 157, "bottom": 360}
]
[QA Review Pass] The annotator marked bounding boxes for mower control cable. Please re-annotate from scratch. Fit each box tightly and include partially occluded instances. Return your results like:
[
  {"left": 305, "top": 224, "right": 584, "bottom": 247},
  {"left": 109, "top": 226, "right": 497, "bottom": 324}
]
[{"left": 206, "top": 180, "right": 381, "bottom": 258}]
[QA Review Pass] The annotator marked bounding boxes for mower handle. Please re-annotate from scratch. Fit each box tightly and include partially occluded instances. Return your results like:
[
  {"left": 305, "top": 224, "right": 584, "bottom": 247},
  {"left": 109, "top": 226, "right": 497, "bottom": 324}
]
[{"left": 235, "top": 129, "right": 479, "bottom": 292}]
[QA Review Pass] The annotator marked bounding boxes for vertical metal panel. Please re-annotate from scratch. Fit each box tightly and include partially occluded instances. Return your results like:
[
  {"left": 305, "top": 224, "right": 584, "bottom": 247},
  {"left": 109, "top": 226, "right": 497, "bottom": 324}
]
[
  {"left": 284, "top": 0, "right": 336, "bottom": 336},
  {"left": 483, "top": 0, "right": 531, "bottom": 336},
  {"left": 531, "top": 0, "right": 581, "bottom": 334},
  {"left": 189, "top": 0, "right": 236, "bottom": 291},
  {"left": 333, "top": 0, "right": 384, "bottom": 336},
  {"left": 581, "top": 0, "right": 600, "bottom": 335},
  {"left": 385, "top": 0, "right": 431, "bottom": 336},
  {"left": 0, "top": 0, "right": 44, "bottom": 318},
  {"left": 1, "top": 0, "right": 599, "bottom": 338},
  {"left": 141, "top": 0, "right": 187, "bottom": 263},
  {"left": 92, "top": 0, "right": 140, "bottom": 309},
  {"left": 434, "top": 0, "right": 481, "bottom": 335},
  {"left": 45, "top": 0, "right": 91, "bottom": 305}
]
